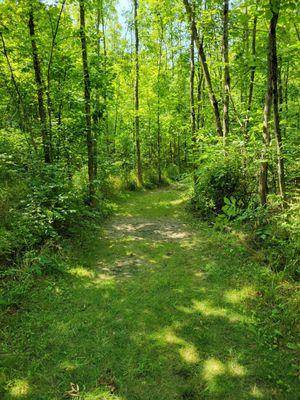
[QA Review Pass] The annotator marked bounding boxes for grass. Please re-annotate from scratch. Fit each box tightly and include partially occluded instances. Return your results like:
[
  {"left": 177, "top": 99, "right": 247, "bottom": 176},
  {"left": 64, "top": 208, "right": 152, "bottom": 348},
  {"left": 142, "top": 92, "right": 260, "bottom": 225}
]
[{"left": 0, "top": 186, "right": 299, "bottom": 399}]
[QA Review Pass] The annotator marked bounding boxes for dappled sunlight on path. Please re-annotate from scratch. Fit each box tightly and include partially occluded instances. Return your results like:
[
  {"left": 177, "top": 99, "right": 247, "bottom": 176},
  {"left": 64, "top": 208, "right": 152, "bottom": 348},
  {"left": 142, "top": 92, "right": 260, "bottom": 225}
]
[{"left": 1, "top": 186, "right": 298, "bottom": 399}]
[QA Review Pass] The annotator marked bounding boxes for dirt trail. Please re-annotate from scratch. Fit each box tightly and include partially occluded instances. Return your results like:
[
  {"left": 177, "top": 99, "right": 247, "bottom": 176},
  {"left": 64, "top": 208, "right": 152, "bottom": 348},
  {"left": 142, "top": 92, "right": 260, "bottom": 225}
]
[
  {"left": 98, "top": 187, "right": 191, "bottom": 278},
  {"left": 1, "top": 186, "right": 297, "bottom": 400}
]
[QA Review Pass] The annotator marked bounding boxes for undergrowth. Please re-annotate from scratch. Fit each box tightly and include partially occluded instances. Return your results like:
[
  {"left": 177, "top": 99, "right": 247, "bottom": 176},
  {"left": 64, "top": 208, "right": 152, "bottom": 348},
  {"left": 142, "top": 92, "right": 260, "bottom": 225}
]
[{"left": 190, "top": 144, "right": 299, "bottom": 279}]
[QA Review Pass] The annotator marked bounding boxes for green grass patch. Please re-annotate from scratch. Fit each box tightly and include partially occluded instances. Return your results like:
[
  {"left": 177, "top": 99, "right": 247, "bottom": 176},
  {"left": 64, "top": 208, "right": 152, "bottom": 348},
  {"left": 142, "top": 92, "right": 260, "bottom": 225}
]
[{"left": 0, "top": 186, "right": 298, "bottom": 399}]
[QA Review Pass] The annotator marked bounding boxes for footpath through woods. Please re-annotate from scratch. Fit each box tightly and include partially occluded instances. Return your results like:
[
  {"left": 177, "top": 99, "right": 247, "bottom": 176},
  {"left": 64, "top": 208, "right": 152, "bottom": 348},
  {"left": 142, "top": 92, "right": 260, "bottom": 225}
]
[{"left": 1, "top": 186, "right": 298, "bottom": 399}]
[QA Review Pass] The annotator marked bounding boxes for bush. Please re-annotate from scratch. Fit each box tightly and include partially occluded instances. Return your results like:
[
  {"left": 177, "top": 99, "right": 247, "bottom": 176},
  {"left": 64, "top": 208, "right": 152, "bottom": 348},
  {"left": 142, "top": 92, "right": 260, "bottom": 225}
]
[
  {"left": 246, "top": 199, "right": 300, "bottom": 278},
  {"left": 0, "top": 160, "right": 108, "bottom": 263},
  {"left": 165, "top": 163, "right": 180, "bottom": 181},
  {"left": 191, "top": 154, "right": 252, "bottom": 218},
  {"left": 123, "top": 170, "right": 139, "bottom": 191}
]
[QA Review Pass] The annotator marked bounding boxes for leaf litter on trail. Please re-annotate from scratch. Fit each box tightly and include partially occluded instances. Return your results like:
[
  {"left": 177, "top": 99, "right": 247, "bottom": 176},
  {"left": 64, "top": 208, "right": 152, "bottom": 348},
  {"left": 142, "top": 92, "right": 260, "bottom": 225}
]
[
  {"left": 66, "top": 382, "right": 80, "bottom": 398},
  {"left": 97, "top": 369, "right": 118, "bottom": 393}
]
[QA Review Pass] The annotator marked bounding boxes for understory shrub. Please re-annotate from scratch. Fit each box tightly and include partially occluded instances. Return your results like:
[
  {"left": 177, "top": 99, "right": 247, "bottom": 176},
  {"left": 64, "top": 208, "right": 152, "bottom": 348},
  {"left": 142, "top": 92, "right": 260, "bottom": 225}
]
[
  {"left": 189, "top": 144, "right": 299, "bottom": 278},
  {"left": 0, "top": 153, "right": 111, "bottom": 307},
  {"left": 165, "top": 163, "right": 180, "bottom": 181},
  {"left": 245, "top": 199, "right": 300, "bottom": 278},
  {"left": 0, "top": 242, "right": 67, "bottom": 308},
  {"left": 191, "top": 151, "right": 252, "bottom": 218}
]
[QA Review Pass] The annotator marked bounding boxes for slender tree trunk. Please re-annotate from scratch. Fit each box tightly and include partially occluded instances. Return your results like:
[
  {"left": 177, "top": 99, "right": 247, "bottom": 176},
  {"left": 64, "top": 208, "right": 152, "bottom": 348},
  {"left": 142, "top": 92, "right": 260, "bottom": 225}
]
[
  {"left": 94, "top": 5, "right": 101, "bottom": 128},
  {"left": 244, "top": 14, "right": 258, "bottom": 139},
  {"left": 157, "top": 102, "right": 162, "bottom": 183},
  {"left": 189, "top": 1, "right": 196, "bottom": 179},
  {"left": 196, "top": 51, "right": 205, "bottom": 131},
  {"left": 196, "top": 60, "right": 203, "bottom": 131},
  {"left": 270, "top": 1, "right": 285, "bottom": 200},
  {"left": 28, "top": 7, "right": 52, "bottom": 163},
  {"left": 284, "top": 63, "right": 289, "bottom": 131},
  {"left": 294, "top": 23, "right": 300, "bottom": 41},
  {"left": 183, "top": 0, "right": 223, "bottom": 137},
  {"left": 157, "top": 22, "right": 164, "bottom": 184},
  {"left": 133, "top": 0, "right": 143, "bottom": 186},
  {"left": 46, "top": 0, "right": 66, "bottom": 158},
  {"left": 259, "top": 0, "right": 278, "bottom": 206},
  {"left": 222, "top": 0, "right": 230, "bottom": 145},
  {"left": 100, "top": 0, "right": 109, "bottom": 151},
  {"left": 79, "top": 0, "right": 97, "bottom": 204}
]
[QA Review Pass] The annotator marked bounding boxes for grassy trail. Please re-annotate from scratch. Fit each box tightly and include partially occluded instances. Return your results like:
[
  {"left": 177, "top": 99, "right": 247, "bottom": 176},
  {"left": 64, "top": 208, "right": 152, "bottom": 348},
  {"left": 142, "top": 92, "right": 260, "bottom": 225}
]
[{"left": 1, "top": 186, "right": 298, "bottom": 399}]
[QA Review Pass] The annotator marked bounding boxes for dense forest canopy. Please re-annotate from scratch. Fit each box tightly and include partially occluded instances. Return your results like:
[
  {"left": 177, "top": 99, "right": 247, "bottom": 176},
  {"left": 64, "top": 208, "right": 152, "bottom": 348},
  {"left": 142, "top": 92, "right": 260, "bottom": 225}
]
[{"left": 0, "top": 0, "right": 298, "bottom": 187}]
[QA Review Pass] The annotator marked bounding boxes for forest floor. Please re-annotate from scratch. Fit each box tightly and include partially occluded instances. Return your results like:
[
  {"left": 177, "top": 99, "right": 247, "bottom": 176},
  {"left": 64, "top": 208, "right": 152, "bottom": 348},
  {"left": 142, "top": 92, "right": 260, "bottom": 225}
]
[{"left": 1, "top": 185, "right": 298, "bottom": 399}]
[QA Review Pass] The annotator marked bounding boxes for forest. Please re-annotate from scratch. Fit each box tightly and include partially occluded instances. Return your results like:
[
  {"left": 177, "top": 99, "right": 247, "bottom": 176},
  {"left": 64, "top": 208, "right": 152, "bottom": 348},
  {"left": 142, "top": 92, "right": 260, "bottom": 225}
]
[{"left": 0, "top": 0, "right": 299, "bottom": 399}]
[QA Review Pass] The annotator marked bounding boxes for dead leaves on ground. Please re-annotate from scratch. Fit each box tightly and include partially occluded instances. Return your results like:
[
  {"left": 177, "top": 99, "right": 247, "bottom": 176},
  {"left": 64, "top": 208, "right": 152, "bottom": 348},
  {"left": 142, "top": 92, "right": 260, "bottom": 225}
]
[
  {"left": 66, "top": 383, "right": 80, "bottom": 398},
  {"left": 97, "top": 369, "right": 118, "bottom": 393},
  {"left": 65, "top": 370, "right": 117, "bottom": 399}
]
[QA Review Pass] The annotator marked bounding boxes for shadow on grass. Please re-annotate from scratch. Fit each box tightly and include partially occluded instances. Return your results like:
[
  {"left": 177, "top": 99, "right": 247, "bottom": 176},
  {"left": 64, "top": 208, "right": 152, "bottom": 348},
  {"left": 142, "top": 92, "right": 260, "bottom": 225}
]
[{"left": 1, "top": 188, "right": 297, "bottom": 400}]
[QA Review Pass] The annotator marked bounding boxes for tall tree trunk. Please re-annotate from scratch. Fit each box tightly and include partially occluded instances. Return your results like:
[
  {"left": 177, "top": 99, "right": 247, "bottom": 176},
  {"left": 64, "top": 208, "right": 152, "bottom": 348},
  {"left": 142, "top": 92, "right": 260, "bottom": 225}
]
[
  {"left": 79, "top": 0, "right": 97, "bottom": 204},
  {"left": 46, "top": 0, "right": 66, "bottom": 159},
  {"left": 28, "top": 6, "right": 52, "bottom": 163},
  {"left": 284, "top": 63, "right": 289, "bottom": 132},
  {"left": 244, "top": 13, "right": 257, "bottom": 139},
  {"left": 270, "top": 1, "right": 285, "bottom": 200},
  {"left": 157, "top": 21, "right": 164, "bottom": 184},
  {"left": 196, "top": 59, "right": 204, "bottom": 131},
  {"left": 259, "top": 0, "right": 278, "bottom": 206},
  {"left": 183, "top": 0, "right": 223, "bottom": 137},
  {"left": 222, "top": 0, "right": 230, "bottom": 145},
  {"left": 133, "top": 0, "right": 143, "bottom": 186},
  {"left": 189, "top": 1, "right": 196, "bottom": 179},
  {"left": 100, "top": 0, "right": 109, "bottom": 150}
]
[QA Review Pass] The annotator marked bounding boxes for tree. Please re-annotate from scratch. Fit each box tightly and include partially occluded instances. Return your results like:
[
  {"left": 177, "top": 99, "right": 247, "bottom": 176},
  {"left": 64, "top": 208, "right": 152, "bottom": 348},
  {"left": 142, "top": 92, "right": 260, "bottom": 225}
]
[
  {"left": 183, "top": 0, "right": 223, "bottom": 138},
  {"left": 259, "top": 0, "right": 285, "bottom": 206},
  {"left": 79, "top": 0, "right": 97, "bottom": 204},
  {"left": 134, "top": 0, "right": 143, "bottom": 186},
  {"left": 189, "top": 0, "right": 196, "bottom": 177},
  {"left": 270, "top": 0, "right": 285, "bottom": 201},
  {"left": 244, "top": 11, "right": 257, "bottom": 140},
  {"left": 28, "top": 3, "right": 52, "bottom": 163},
  {"left": 222, "top": 0, "right": 230, "bottom": 144}
]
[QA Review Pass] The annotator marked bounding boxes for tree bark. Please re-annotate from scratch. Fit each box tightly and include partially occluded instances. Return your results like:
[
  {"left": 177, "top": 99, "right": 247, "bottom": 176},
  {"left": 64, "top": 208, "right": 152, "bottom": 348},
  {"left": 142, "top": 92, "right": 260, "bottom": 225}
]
[
  {"left": 46, "top": 0, "right": 66, "bottom": 158},
  {"left": 259, "top": 0, "right": 282, "bottom": 206},
  {"left": 183, "top": 0, "right": 223, "bottom": 137},
  {"left": 79, "top": 0, "right": 97, "bottom": 204},
  {"left": 157, "top": 20, "right": 164, "bottom": 184},
  {"left": 134, "top": 0, "right": 143, "bottom": 186},
  {"left": 99, "top": 0, "right": 109, "bottom": 150},
  {"left": 270, "top": 1, "right": 285, "bottom": 200},
  {"left": 244, "top": 14, "right": 257, "bottom": 139},
  {"left": 189, "top": 1, "right": 197, "bottom": 179},
  {"left": 222, "top": 0, "right": 230, "bottom": 145},
  {"left": 28, "top": 6, "right": 52, "bottom": 163},
  {"left": 196, "top": 58, "right": 204, "bottom": 131}
]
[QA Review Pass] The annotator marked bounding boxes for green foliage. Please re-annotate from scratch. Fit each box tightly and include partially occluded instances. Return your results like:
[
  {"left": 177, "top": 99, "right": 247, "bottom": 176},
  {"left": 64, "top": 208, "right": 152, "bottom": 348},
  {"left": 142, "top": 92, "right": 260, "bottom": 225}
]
[
  {"left": 165, "top": 163, "right": 180, "bottom": 181},
  {"left": 0, "top": 142, "right": 109, "bottom": 266},
  {"left": 191, "top": 151, "right": 252, "bottom": 218},
  {"left": 246, "top": 201, "right": 300, "bottom": 278},
  {"left": 0, "top": 187, "right": 298, "bottom": 399},
  {"left": 27, "top": 253, "right": 66, "bottom": 277},
  {"left": 214, "top": 196, "right": 244, "bottom": 229}
]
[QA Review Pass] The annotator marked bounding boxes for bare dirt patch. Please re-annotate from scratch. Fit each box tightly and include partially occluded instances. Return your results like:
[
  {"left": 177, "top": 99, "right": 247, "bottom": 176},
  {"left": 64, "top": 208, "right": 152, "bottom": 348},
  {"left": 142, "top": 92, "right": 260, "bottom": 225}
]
[
  {"left": 97, "top": 213, "right": 191, "bottom": 278},
  {"left": 104, "top": 217, "right": 191, "bottom": 242},
  {"left": 97, "top": 256, "right": 153, "bottom": 278}
]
